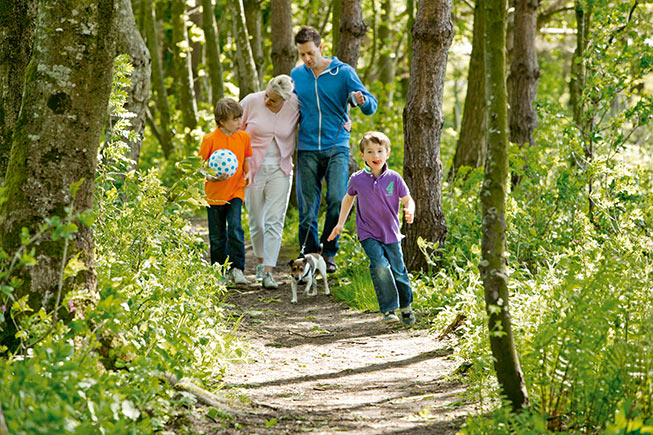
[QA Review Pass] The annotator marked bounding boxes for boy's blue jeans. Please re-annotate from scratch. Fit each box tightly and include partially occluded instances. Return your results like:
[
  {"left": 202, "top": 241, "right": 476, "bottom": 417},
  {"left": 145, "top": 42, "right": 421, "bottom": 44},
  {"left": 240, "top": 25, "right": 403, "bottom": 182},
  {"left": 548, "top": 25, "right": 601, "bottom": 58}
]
[
  {"left": 296, "top": 148, "right": 349, "bottom": 257},
  {"left": 207, "top": 199, "right": 245, "bottom": 271},
  {"left": 360, "top": 238, "right": 413, "bottom": 313}
]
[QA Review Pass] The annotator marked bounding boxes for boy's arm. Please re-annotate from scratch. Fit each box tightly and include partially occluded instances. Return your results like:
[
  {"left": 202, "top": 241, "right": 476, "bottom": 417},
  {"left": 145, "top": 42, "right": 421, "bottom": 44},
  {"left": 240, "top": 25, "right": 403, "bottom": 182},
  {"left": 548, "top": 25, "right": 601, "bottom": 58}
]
[
  {"left": 243, "top": 158, "right": 252, "bottom": 185},
  {"left": 401, "top": 194, "right": 415, "bottom": 224},
  {"left": 327, "top": 193, "right": 356, "bottom": 241}
]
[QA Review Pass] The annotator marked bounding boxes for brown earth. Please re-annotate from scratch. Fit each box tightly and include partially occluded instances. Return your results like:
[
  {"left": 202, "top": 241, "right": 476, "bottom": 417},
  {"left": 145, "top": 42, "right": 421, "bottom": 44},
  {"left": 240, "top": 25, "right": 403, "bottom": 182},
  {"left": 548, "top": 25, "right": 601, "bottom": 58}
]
[{"left": 187, "top": 220, "right": 473, "bottom": 434}]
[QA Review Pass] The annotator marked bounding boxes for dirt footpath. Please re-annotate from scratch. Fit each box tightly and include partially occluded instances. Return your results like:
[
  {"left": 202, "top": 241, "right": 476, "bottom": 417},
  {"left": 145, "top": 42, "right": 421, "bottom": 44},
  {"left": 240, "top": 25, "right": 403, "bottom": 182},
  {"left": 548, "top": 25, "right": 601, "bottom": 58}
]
[{"left": 205, "top": 244, "right": 473, "bottom": 434}]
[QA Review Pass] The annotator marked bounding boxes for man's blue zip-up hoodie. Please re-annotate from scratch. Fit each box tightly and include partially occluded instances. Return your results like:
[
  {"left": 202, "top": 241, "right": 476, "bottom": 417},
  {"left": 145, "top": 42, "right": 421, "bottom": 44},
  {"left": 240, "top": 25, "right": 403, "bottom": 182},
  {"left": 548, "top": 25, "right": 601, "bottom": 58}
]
[{"left": 291, "top": 56, "right": 378, "bottom": 151}]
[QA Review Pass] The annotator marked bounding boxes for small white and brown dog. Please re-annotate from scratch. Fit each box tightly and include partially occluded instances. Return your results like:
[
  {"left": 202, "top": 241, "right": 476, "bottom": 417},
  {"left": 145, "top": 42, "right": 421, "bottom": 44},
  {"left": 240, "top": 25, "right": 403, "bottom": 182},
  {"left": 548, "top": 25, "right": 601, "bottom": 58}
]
[{"left": 287, "top": 253, "right": 330, "bottom": 303}]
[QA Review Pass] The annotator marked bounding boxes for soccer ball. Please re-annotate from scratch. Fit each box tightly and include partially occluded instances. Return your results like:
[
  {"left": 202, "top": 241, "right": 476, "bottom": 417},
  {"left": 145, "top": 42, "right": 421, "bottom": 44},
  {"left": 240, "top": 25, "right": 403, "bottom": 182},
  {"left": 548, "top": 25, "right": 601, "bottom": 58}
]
[{"left": 208, "top": 149, "right": 238, "bottom": 179}]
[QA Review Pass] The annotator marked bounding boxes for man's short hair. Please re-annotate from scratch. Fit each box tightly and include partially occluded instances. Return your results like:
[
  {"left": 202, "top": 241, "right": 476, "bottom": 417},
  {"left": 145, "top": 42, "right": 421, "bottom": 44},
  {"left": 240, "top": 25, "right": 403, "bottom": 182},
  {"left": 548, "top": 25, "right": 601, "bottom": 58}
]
[
  {"left": 214, "top": 97, "right": 243, "bottom": 125},
  {"left": 359, "top": 131, "right": 391, "bottom": 153},
  {"left": 294, "top": 25, "right": 321, "bottom": 46}
]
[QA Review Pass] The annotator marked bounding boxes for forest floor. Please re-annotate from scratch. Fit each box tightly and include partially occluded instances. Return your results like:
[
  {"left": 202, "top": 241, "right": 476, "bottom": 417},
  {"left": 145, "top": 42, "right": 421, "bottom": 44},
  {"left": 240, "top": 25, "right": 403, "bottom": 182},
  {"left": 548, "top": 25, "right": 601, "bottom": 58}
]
[{"left": 185, "top": 219, "right": 474, "bottom": 434}]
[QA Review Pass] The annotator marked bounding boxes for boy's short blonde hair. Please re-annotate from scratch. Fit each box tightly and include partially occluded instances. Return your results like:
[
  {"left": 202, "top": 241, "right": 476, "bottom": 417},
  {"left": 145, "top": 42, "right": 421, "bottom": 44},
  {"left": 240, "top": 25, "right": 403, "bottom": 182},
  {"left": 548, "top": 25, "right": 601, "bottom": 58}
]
[
  {"left": 214, "top": 97, "right": 243, "bottom": 125},
  {"left": 359, "top": 131, "right": 391, "bottom": 153}
]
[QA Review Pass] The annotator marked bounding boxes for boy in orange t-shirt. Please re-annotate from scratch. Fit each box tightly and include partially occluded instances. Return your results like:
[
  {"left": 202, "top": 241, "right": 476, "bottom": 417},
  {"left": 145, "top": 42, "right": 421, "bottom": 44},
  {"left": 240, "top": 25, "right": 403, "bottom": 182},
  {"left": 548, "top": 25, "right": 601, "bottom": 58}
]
[{"left": 199, "top": 98, "right": 253, "bottom": 284}]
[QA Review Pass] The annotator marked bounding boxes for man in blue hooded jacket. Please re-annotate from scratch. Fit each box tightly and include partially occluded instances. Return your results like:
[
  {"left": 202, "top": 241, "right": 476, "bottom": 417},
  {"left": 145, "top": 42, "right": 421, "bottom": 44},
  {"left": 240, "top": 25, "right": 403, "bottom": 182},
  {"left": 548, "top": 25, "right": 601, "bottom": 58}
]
[{"left": 291, "top": 25, "right": 378, "bottom": 273}]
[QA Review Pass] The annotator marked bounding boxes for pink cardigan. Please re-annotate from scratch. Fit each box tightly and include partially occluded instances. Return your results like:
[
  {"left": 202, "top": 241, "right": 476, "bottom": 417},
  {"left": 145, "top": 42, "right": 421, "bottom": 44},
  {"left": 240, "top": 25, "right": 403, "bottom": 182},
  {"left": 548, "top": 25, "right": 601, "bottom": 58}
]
[{"left": 240, "top": 91, "right": 299, "bottom": 180}]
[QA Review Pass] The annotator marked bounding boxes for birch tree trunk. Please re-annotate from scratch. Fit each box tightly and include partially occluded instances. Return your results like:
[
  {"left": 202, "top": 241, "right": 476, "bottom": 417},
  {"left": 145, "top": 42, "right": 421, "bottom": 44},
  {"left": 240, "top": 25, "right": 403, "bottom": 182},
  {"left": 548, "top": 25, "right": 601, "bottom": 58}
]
[
  {"left": 115, "top": 0, "right": 151, "bottom": 167},
  {"left": 337, "top": 0, "right": 366, "bottom": 68},
  {"left": 0, "top": 0, "right": 37, "bottom": 181},
  {"left": 481, "top": 0, "right": 529, "bottom": 411},
  {"left": 449, "top": 0, "right": 487, "bottom": 180},
  {"left": 244, "top": 0, "right": 264, "bottom": 89},
  {"left": 201, "top": 0, "right": 224, "bottom": 104},
  {"left": 402, "top": 0, "right": 452, "bottom": 271},
  {"left": 270, "top": 0, "right": 296, "bottom": 76},
  {"left": 0, "top": 0, "right": 119, "bottom": 347},
  {"left": 508, "top": 0, "right": 540, "bottom": 185},
  {"left": 230, "top": 0, "right": 259, "bottom": 99},
  {"left": 171, "top": 0, "right": 198, "bottom": 130}
]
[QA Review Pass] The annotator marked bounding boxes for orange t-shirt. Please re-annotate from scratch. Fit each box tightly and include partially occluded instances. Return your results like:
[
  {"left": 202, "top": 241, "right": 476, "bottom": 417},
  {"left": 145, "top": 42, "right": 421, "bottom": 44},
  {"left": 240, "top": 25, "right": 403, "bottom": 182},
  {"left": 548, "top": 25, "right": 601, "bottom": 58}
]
[{"left": 198, "top": 127, "right": 253, "bottom": 205}]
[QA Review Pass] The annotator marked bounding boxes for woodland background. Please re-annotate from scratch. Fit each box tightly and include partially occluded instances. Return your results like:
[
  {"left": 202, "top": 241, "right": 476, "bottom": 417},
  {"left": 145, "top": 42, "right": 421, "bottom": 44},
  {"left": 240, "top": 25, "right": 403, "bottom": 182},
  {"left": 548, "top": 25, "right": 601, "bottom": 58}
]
[{"left": 0, "top": 0, "right": 651, "bottom": 433}]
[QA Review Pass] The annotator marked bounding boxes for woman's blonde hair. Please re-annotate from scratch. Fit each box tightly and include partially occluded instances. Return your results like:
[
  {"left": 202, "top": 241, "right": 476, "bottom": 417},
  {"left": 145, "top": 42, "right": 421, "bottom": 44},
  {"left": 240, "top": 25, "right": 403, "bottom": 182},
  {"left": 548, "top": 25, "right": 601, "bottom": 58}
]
[{"left": 267, "top": 74, "right": 294, "bottom": 101}]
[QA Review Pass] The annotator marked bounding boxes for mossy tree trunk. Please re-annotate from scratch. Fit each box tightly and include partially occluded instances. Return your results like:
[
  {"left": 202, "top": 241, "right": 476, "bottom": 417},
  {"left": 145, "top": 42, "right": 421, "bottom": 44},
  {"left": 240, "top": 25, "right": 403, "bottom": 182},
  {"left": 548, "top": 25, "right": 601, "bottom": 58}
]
[
  {"left": 481, "top": 0, "right": 529, "bottom": 411},
  {"left": 171, "top": 0, "right": 198, "bottom": 130},
  {"left": 189, "top": 0, "right": 204, "bottom": 102},
  {"left": 270, "top": 0, "right": 296, "bottom": 76},
  {"left": 0, "top": 0, "right": 119, "bottom": 347},
  {"left": 201, "top": 0, "right": 224, "bottom": 105},
  {"left": 449, "top": 0, "right": 486, "bottom": 181},
  {"left": 377, "top": 0, "right": 395, "bottom": 93},
  {"left": 337, "top": 0, "right": 366, "bottom": 68},
  {"left": 508, "top": 0, "right": 540, "bottom": 186},
  {"left": 114, "top": 0, "right": 151, "bottom": 167},
  {"left": 230, "top": 0, "right": 259, "bottom": 99},
  {"left": 244, "top": 0, "right": 264, "bottom": 89},
  {"left": 0, "top": 0, "right": 37, "bottom": 182},
  {"left": 144, "top": 0, "right": 172, "bottom": 157},
  {"left": 402, "top": 0, "right": 452, "bottom": 272}
]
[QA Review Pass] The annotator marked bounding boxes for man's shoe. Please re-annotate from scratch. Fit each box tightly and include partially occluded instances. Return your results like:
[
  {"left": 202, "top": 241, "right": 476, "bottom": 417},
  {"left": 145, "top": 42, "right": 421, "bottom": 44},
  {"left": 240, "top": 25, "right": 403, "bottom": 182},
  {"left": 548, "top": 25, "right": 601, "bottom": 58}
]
[
  {"left": 383, "top": 311, "right": 400, "bottom": 322},
  {"left": 401, "top": 308, "right": 416, "bottom": 325},
  {"left": 262, "top": 272, "right": 279, "bottom": 289},
  {"left": 255, "top": 264, "right": 265, "bottom": 282},
  {"left": 230, "top": 268, "right": 249, "bottom": 285},
  {"left": 323, "top": 255, "right": 337, "bottom": 273}
]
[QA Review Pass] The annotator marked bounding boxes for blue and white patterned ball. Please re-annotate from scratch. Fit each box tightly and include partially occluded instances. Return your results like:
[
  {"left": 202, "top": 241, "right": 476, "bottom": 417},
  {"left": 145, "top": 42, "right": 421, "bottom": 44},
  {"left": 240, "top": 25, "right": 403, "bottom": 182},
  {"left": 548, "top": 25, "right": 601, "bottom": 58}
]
[{"left": 208, "top": 149, "right": 238, "bottom": 178}]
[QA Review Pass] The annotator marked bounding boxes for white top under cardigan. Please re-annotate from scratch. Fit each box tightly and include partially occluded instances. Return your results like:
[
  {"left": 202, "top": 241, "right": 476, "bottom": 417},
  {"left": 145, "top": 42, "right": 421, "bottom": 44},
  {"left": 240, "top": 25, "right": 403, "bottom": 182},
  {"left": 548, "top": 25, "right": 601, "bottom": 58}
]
[{"left": 240, "top": 91, "right": 300, "bottom": 181}]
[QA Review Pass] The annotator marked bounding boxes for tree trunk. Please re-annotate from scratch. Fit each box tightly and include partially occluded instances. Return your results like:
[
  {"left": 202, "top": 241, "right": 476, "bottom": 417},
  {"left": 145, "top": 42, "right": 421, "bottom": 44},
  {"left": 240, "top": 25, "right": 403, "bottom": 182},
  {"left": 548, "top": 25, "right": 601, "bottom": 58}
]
[
  {"left": 449, "top": 0, "right": 487, "bottom": 180},
  {"left": 270, "top": 0, "right": 296, "bottom": 76},
  {"left": 337, "top": 0, "right": 366, "bottom": 68},
  {"left": 332, "top": 0, "right": 342, "bottom": 55},
  {"left": 481, "top": 0, "right": 529, "bottom": 411},
  {"left": 377, "top": 0, "right": 395, "bottom": 89},
  {"left": 115, "top": 0, "right": 151, "bottom": 167},
  {"left": 171, "top": 0, "right": 198, "bottom": 130},
  {"left": 201, "top": 0, "right": 224, "bottom": 105},
  {"left": 0, "top": 0, "right": 119, "bottom": 347},
  {"left": 244, "top": 0, "right": 264, "bottom": 89},
  {"left": 144, "top": 0, "right": 172, "bottom": 158},
  {"left": 402, "top": 0, "right": 452, "bottom": 272},
  {"left": 508, "top": 0, "right": 540, "bottom": 185},
  {"left": 230, "top": 0, "right": 259, "bottom": 99},
  {"left": 0, "top": 0, "right": 37, "bottom": 182},
  {"left": 189, "top": 0, "right": 205, "bottom": 102}
]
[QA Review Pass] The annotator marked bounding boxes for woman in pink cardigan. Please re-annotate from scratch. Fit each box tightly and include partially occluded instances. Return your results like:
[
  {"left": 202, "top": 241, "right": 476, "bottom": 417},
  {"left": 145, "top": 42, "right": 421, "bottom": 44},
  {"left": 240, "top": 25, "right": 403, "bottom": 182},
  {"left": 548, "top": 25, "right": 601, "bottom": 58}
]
[{"left": 240, "top": 75, "right": 299, "bottom": 289}]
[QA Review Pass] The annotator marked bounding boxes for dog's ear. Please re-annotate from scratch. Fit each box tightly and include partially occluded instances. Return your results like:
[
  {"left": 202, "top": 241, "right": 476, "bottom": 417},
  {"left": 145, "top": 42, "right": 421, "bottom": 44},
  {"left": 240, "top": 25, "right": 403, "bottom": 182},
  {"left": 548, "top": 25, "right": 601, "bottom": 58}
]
[{"left": 288, "top": 259, "right": 295, "bottom": 267}]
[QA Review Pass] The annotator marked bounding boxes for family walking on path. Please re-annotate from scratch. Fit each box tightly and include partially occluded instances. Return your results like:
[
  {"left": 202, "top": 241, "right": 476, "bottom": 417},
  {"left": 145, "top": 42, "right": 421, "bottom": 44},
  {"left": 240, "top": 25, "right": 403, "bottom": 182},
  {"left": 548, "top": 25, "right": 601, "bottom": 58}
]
[{"left": 198, "top": 25, "right": 417, "bottom": 324}]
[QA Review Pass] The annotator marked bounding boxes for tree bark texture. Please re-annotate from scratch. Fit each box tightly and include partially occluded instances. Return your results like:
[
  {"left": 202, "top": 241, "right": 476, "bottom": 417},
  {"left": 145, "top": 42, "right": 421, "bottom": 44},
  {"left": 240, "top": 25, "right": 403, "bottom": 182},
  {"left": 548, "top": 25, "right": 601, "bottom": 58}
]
[
  {"left": 0, "top": 0, "right": 37, "bottom": 182},
  {"left": 171, "top": 0, "right": 198, "bottom": 130},
  {"left": 377, "top": 0, "right": 394, "bottom": 87},
  {"left": 144, "top": 0, "right": 172, "bottom": 157},
  {"left": 508, "top": 0, "right": 540, "bottom": 149},
  {"left": 270, "top": 0, "right": 296, "bottom": 76},
  {"left": 244, "top": 0, "right": 264, "bottom": 89},
  {"left": 337, "top": 0, "right": 366, "bottom": 68},
  {"left": 201, "top": 0, "right": 224, "bottom": 104},
  {"left": 332, "top": 0, "right": 342, "bottom": 55},
  {"left": 230, "top": 0, "right": 259, "bottom": 99},
  {"left": 481, "top": 0, "right": 529, "bottom": 411},
  {"left": 115, "top": 0, "right": 151, "bottom": 167},
  {"left": 402, "top": 0, "right": 452, "bottom": 272},
  {"left": 449, "top": 0, "right": 487, "bottom": 180},
  {"left": 0, "top": 0, "right": 119, "bottom": 342},
  {"left": 189, "top": 0, "right": 204, "bottom": 102}
]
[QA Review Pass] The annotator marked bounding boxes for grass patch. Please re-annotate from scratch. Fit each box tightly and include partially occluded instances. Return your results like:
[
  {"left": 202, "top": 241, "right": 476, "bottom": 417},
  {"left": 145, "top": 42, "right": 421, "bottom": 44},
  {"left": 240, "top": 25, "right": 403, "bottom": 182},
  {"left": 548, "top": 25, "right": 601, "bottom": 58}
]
[{"left": 331, "top": 264, "right": 379, "bottom": 312}]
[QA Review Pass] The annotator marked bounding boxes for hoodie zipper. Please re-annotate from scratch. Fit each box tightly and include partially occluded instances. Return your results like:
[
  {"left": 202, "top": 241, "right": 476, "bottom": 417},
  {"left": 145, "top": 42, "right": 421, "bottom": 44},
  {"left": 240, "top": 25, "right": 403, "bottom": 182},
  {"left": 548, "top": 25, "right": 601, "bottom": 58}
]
[{"left": 314, "top": 76, "right": 322, "bottom": 150}]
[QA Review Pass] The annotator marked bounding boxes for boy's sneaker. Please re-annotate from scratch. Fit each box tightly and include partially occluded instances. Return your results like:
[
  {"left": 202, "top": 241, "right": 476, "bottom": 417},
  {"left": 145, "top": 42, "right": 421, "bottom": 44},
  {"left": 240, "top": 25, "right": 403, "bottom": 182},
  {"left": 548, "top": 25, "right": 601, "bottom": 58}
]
[
  {"left": 262, "top": 272, "right": 279, "bottom": 289},
  {"left": 230, "top": 268, "right": 249, "bottom": 285},
  {"left": 383, "top": 311, "right": 400, "bottom": 322},
  {"left": 255, "top": 264, "right": 265, "bottom": 282},
  {"left": 400, "top": 307, "right": 416, "bottom": 325}
]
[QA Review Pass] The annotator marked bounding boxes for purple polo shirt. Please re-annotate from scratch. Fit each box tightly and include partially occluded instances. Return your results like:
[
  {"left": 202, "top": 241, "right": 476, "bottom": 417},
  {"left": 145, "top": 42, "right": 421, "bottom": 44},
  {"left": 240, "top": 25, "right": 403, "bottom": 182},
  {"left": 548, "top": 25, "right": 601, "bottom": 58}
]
[{"left": 347, "top": 164, "right": 409, "bottom": 244}]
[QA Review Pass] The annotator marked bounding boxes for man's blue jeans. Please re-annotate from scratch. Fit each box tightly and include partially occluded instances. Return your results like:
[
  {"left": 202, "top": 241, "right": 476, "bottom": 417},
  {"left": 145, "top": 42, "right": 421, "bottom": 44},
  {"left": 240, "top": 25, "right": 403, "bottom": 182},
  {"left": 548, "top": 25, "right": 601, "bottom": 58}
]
[
  {"left": 297, "top": 148, "right": 349, "bottom": 257},
  {"left": 207, "top": 199, "right": 245, "bottom": 270},
  {"left": 360, "top": 238, "right": 413, "bottom": 313}
]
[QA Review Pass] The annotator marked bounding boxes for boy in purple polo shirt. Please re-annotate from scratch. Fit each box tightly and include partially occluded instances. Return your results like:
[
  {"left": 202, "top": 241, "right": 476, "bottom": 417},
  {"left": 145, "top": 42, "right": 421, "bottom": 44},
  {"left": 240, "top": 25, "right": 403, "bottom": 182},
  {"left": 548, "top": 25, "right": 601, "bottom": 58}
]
[{"left": 328, "top": 131, "right": 416, "bottom": 324}]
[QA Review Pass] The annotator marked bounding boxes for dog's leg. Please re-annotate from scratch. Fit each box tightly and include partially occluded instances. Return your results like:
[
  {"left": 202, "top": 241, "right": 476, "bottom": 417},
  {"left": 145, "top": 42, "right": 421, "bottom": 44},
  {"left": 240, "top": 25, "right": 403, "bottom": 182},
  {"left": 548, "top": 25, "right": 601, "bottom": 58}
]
[
  {"left": 318, "top": 264, "right": 330, "bottom": 295},
  {"left": 305, "top": 276, "right": 315, "bottom": 296},
  {"left": 291, "top": 280, "right": 298, "bottom": 303}
]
